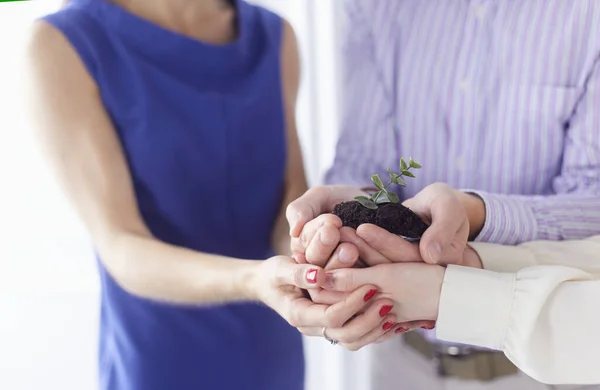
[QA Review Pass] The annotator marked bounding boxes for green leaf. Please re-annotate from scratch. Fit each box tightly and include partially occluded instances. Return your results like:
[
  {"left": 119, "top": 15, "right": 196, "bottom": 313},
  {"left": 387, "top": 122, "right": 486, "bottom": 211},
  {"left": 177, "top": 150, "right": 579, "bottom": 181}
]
[
  {"left": 372, "top": 190, "right": 383, "bottom": 202},
  {"left": 374, "top": 191, "right": 391, "bottom": 204},
  {"left": 387, "top": 191, "right": 399, "bottom": 203},
  {"left": 355, "top": 196, "right": 378, "bottom": 209},
  {"left": 403, "top": 171, "right": 415, "bottom": 178},
  {"left": 397, "top": 176, "right": 407, "bottom": 187},
  {"left": 390, "top": 173, "right": 400, "bottom": 184},
  {"left": 409, "top": 157, "right": 422, "bottom": 169},
  {"left": 400, "top": 157, "right": 408, "bottom": 171},
  {"left": 371, "top": 174, "right": 385, "bottom": 190}
]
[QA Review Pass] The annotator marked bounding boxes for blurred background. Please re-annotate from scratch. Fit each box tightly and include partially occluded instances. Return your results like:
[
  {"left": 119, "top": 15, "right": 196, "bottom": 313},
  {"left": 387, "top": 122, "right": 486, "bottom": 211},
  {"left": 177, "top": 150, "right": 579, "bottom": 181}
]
[{"left": 0, "top": 1, "right": 373, "bottom": 389}]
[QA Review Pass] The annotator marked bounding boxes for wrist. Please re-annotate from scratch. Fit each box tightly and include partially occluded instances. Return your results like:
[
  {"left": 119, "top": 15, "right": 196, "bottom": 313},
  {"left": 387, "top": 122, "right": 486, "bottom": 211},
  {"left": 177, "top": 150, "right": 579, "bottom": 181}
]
[
  {"left": 456, "top": 191, "right": 486, "bottom": 240},
  {"left": 429, "top": 265, "right": 446, "bottom": 321},
  {"left": 237, "top": 260, "right": 262, "bottom": 301}
]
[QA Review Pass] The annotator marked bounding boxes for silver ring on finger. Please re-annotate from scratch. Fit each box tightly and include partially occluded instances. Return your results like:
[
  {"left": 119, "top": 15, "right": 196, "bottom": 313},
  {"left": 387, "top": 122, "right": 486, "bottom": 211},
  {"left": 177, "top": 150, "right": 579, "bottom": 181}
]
[{"left": 322, "top": 327, "right": 338, "bottom": 346}]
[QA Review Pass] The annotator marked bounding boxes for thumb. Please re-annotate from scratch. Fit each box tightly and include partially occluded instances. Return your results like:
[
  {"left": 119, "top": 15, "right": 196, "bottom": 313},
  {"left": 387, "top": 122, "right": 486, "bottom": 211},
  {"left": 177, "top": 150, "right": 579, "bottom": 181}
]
[
  {"left": 286, "top": 187, "right": 330, "bottom": 238},
  {"left": 417, "top": 190, "right": 464, "bottom": 264},
  {"left": 323, "top": 267, "right": 376, "bottom": 292},
  {"left": 276, "top": 260, "right": 326, "bottom": 289},
  {"left": 419, "top": 214, "right": 459, "bottom": 264}
]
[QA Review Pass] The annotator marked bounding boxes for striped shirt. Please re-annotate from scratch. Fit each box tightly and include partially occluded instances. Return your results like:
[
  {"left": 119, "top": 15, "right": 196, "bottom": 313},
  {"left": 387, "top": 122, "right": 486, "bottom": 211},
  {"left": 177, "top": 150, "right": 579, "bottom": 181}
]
[{"left": 326, "top": 0, "right": 600, "bottom": 246}]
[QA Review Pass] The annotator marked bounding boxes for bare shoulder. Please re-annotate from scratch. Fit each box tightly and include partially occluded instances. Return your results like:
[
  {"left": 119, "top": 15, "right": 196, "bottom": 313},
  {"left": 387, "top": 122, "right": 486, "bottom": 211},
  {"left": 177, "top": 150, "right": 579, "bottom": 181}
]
[{"left": 24, "top": 20, "right": 95, "bottom": 91}]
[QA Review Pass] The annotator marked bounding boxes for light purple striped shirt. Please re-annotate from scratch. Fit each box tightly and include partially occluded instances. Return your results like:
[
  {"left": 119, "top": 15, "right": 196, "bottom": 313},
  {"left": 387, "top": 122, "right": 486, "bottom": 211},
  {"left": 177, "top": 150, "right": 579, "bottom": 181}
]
[{"left": 326, "top": 0, "right": 600, "bottom": 246}]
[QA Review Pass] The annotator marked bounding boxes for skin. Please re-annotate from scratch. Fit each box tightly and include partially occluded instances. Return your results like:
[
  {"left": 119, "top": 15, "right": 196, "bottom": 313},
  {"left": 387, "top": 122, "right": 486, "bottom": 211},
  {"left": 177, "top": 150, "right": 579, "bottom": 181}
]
[
  {"left": 287, "top": 183, "right": 485, "bottom": 337},
  {"left": 24, "top": 0, "right": 393, "bottom": 347}
]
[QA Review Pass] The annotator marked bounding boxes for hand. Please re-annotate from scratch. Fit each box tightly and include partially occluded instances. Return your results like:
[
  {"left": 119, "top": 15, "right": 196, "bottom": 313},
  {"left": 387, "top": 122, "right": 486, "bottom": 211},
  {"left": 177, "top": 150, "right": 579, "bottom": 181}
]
[
  {"left": 252, "top": 256, "right": 399, "bottom": 350},
  {"left": 349, "top": 183, "right": 482, "bottom": 268},
  {"left": 323, "top": 262, "right": 447, "bottom": 323},
  {"left": 287, "top": 186, "right": 366, "bottom": 267}
]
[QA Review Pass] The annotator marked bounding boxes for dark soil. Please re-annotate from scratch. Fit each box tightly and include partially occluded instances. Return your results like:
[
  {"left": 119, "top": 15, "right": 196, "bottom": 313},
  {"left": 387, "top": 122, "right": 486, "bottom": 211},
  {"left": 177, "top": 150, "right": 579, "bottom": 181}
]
[{"left": 332, "top": 201, "right": 428, "bottom": 239}]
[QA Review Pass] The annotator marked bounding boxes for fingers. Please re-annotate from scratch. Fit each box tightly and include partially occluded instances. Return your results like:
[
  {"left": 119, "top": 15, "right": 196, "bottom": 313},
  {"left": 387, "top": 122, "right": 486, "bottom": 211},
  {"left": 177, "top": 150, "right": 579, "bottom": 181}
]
[
  {"left": 286, "top": 284, "right": 379, "bottom": 329},
  {"left": 374, "top": 320, "right": 436, "bottom": 344},
  {"left": 404, "top": 183, "right": 465, "bottom": 264},
  {"left": 330, "top": 307, "right": 397, "bottom": 351},
  {"left": 339, "top": 227, "right": 391, "bottom": 266},
  {"left": 322, "top": 285, "right": 384, "bottom": 328},
  {"left": 308, "top": 287, "right": 350, "bottom": 305},
  {"left": 290, "top": 214, "right": 342, "bottom": 264},
  {"left": 286, "top": 186, "right": 333, "bottom": 238},
  {"left": 323, "top": 266, "right": 383, "bottom": 292},
  {"left": 355, "top": 224, "right": 422, "bottom": 263},
  {"left": 275, "top": 259, "right": 326, "bottom": 289},
  {"left": 297, "top": 296, "right": 395, "bottom": 350},
  {"left": 323, "top": 242, "right": 359, "bottom": 271},
  {"left": 304, "top": 222, "right": 342, "bottom": 267}
]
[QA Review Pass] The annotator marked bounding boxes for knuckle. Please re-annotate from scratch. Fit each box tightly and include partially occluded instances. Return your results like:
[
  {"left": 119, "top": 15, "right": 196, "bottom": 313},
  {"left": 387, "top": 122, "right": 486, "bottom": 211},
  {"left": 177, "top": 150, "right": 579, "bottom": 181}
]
[{"left": 285, "top": 202, "right": 296, "bottom": 218}]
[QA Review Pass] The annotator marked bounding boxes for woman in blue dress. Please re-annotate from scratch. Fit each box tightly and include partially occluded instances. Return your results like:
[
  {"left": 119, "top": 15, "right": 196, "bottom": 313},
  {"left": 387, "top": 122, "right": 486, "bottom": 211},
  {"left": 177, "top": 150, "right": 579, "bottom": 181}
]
[{"left": 25, "top": 0, "right": 398, "bottom": 389}]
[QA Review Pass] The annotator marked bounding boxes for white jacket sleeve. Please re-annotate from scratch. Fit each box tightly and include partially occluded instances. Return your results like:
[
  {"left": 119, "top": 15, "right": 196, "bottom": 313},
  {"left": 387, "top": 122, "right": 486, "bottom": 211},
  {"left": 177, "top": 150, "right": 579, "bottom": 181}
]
[{"left": 435, "top": 236, "right": 600, "bottom": 385}]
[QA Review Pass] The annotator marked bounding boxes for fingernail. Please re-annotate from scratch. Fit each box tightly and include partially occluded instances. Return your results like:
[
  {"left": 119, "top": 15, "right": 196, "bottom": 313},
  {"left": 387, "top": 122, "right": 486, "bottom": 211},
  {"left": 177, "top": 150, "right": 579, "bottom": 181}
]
[
  {"left": 427, "top": 242, "right": 442, "bottom": 264},
  {"left": 383, "top": 321, "right": 394, "bottom": 331},
  {"left": 306, "top": 269, "right": 318, "bottom": 284},
  {"left": 421, "top": 325, "right": 435, "bottom": 330},
  {"left": 379, "top": 305, "right": 393, "bottom": 317},
  {"left": 395, "top": 327, "right": 409, "bottom": 334},
  {"left": 339, "top": 247, "right": 354, "bottom": 263},
  {"left": 320, "top": 230, "right": 337, "bottom": 246},
  {"left": 363, "top": 289, "right": 377, "bottom": 302}
]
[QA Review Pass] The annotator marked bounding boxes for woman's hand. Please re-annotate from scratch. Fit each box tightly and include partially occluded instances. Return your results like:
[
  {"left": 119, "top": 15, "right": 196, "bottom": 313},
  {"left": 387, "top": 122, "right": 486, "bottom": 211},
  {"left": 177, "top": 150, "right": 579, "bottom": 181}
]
[
  {"left": 251, "top": 256, "right": 399, "bottom": 350},
  {"left": 323, "top": 262, "right": 447, "bottom": 323}
]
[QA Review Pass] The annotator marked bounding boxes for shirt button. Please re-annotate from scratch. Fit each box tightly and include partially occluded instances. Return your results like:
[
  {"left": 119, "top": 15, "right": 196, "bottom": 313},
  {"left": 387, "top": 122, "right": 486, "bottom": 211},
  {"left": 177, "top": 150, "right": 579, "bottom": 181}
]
[
  {"left": 473, "top": 5, "right": 487, "bottom": 19},
  {"left": 458, "top": 79, "right": 470, "bottom": 92}
]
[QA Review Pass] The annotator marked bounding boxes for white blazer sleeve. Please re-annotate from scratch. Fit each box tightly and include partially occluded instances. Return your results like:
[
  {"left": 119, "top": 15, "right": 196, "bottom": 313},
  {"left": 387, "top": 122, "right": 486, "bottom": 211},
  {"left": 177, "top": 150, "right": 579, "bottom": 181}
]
[{"left": 435, "top": 236, "right": 600, "bottom": 385}]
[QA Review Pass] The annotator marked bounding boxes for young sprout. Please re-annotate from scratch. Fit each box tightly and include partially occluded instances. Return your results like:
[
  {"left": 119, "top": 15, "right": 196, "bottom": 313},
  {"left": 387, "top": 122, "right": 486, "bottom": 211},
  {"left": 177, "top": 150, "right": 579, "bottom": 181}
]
[{"left": 354, "top": 157, "right": 421, "bottom": 210}]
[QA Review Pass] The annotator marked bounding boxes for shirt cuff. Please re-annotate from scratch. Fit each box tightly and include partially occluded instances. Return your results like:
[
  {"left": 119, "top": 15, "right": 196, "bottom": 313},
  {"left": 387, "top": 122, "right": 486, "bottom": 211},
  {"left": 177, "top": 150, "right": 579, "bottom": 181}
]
[
  {"left": 469, "top": 242, "right": 537, "bottom": 273},
  {"left": 465, "top": 190, "right": 538, "bottom": 245},
  {"left": 436, "top": 265, "right": 515, "bottom": 350}
]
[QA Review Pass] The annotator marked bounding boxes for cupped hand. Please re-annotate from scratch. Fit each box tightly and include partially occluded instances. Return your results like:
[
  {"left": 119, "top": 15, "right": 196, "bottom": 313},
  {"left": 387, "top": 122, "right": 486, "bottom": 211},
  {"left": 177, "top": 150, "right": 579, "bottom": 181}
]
[
  {"left": 402, "top": 182, "right": 470, "bottom": 265},
  {"left": 287, "top": 185, "right": 367, "bottom": 267},
  {"left": 343, "top": 183, "right": 481, "bottom": 268},
  {"left": 253, "top": 256, "right": 398, "bottom": 350}
]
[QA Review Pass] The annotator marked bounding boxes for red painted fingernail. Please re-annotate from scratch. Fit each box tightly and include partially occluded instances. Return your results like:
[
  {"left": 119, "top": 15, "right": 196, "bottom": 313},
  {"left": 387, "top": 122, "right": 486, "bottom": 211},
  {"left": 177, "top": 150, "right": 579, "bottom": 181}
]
[
  {"left": 306, "top": 269, "right": 318, "bottom": 284},
  {"left": 383, "top": 321, "right": 394, "bottom": 331},
  {"left": 379, "top": 305, "right": 393, "bottom": 317},
  {"left": 363, "top": 289, "right": 377, "bottom": 302},
  {"left": 421, "top": 321, "right": 436, "bottom": 330},
  {"left": 395, "top": 327, "right": 409, "bottom": 334}
]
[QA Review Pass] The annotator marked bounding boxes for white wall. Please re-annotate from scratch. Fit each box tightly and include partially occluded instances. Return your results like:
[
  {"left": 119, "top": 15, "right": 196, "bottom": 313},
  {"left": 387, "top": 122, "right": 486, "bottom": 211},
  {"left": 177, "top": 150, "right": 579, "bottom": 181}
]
[{"left": 0, "top": 1, "right": 355, "bottom": 390}]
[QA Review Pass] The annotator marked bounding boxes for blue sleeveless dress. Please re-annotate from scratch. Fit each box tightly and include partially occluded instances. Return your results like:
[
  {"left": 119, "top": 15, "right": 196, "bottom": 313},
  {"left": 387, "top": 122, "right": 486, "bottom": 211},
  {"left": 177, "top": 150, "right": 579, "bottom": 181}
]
[{"left": 41, "top": 1, "right": 304, "bottom": 389}]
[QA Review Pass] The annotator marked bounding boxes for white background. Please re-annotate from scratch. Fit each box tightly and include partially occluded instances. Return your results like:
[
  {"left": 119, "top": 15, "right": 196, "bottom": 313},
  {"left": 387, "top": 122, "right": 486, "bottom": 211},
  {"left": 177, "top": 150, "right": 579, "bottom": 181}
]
[{"left": 0, "top": 1, "right": 370, "bottom": 390}]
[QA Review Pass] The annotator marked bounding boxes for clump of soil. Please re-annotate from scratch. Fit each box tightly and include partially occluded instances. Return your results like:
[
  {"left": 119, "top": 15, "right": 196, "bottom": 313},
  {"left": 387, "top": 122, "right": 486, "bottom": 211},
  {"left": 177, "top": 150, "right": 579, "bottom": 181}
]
[{"left": 333, "top": 201, "right": 428, "bottom": 239}]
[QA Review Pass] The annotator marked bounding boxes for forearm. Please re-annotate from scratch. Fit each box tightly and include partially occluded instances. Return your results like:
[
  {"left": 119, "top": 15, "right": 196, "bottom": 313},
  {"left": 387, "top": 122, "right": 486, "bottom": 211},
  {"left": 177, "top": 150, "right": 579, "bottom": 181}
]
[{"left": 101, "top": 232, "right": 259, "bottom": 305}]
